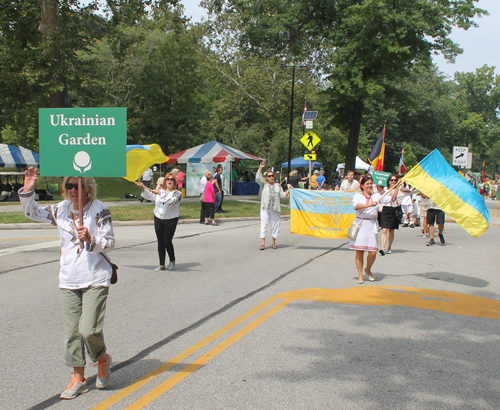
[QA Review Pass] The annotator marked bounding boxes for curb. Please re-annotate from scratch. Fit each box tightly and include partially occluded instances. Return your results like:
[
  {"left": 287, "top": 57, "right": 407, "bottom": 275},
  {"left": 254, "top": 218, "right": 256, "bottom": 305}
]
[{"left": 0, "top": 215, "right": 290, "bottom": 230}]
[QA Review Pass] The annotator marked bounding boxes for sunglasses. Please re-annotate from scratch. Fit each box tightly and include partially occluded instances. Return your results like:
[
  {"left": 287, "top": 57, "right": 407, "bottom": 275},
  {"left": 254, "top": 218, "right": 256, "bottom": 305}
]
[
  {"left": 390, "top": 179, "right": 398, "bottom": 182},
  {"left": 267, "top": 175, "right": 274, "bottom": 177},
  {"left": 65, "top": 183, "right": 79, "bottom": 191},
  {"left": 165, "top": 178, "right": 175, "bottom": 181}
]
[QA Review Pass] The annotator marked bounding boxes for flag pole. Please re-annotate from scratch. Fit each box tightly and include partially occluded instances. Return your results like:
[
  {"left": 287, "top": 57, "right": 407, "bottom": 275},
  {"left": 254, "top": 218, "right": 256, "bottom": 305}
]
[
  {"left": 78, "top": 177, "right": 84, "bottom": 251},
  {"left": 377, "top": 180, "right": 404, "bottom": 202}
]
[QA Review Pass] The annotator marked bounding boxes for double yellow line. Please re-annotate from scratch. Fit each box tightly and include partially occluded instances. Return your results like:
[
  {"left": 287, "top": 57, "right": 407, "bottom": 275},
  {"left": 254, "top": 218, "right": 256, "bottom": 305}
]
[
  {"left": 492, "top": 201, "right": 500, "bottom": 227},
  {"left": 93, "top": 286, "right": 500, "bottom": 409},
  {"left": 93, "top": 297, "right": 291, "bottom": 410}
]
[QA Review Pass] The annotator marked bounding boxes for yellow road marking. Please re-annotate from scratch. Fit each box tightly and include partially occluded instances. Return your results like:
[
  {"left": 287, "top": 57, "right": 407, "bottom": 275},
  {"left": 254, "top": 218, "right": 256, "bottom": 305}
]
[
  {"left": 91, "top": 297, "right": 280, "bottom": 410},
  {"left": 0, "top": 237, "right": 58, "bottom": 241},
  {"left": 274, "top": 287, "right": 500, "bottom": 320},
  {"left": 125, "top": 299, "right": 293, "bottom": 410},
  {"left": 493, "top": 201, "right": 500, "bottom": 219},
  {"left": 94, "top": 287, "right": 500, "bottom": 409}
]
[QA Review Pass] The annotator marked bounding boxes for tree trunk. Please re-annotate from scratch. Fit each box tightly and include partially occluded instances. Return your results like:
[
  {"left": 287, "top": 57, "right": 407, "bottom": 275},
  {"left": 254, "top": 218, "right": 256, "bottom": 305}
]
[
  {"left": 345, "top": 99, "right": 364, "bottom": 172},
  {"left": 41, "top": 0, "right": 66, "bottom": 108}
]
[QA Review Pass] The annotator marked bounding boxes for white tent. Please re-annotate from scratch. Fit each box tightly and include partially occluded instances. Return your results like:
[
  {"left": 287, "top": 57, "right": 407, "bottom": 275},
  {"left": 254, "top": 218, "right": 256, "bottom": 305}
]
[{"left": 336, "top": 156, "right": 372, "bottom": 172}]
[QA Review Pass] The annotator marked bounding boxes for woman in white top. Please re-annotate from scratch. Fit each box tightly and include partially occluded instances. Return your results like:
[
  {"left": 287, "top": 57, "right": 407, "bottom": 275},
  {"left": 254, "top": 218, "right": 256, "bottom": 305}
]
[
  {"left": 136, "top": 172, "right": 182, "bottom": 271},
  {"left": 256, "top": 160, "right": 289, "bottom": 250},
  {"left": 20, "top": 167, "right": 115, "bottom": 399},
  {"left": 349, "top": 176, "right": 380, "bottom": 283}
]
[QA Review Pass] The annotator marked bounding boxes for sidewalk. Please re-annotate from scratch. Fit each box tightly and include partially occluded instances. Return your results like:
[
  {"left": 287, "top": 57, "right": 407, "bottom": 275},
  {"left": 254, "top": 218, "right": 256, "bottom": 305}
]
[
  {"left": 0, "top": 195, "right": 280, "bottom": 230},
  {"left": 0, "top": 195, "right": 262, "bottom": 213}
]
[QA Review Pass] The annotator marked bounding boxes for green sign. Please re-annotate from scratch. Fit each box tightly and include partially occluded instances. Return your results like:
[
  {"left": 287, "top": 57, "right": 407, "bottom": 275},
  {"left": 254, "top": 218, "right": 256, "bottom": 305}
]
[
  {"left": 372, "top": 171, "right": 391, "bottom": 186},
  {"left": 39, "top": 108, "right": 127, "bottom": 177}
]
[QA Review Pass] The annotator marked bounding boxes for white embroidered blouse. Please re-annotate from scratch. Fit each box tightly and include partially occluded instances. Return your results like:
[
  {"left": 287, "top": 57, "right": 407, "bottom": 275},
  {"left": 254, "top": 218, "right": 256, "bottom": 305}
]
[{"left": 19, "top": 188, "right": 116, "bottom": 289}]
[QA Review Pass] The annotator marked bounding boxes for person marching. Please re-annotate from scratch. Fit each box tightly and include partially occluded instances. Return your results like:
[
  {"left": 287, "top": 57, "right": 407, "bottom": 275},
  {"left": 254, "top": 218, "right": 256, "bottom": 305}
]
[
  {"left": 256, "top": 161, "right": 289, "bottom": 250},
  {"left": 20, "top": 167, "right": 115, "bottom": 400},
  {"left": 136, "top": 172, "right": 182, "bottom": 271},
  {"left": 349, "top": 175, "right": 380, "bottom": 283}
]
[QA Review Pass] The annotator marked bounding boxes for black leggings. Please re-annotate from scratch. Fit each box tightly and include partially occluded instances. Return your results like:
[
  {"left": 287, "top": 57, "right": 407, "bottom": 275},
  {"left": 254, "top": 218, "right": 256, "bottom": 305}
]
[
  {"left": 205, "top": 202, "right": 215, "bottom": 220},
  {"left": 154, "top": 216, "right": 179, "bottom": 266}
]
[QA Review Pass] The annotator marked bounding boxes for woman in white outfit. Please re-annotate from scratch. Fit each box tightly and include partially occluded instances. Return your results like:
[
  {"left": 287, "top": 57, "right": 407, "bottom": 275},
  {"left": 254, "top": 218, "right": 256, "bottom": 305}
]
[
  {"left": 349, "top": 175, "right": 380, "bottom": 283},
  {"left": 256, "top": 161, "right": 289, "bottom": 250},
  {"left": 20, "top": 167, "right": 115, "bottom": 400},
  {"left": 135, "top": 172, "right": 182, "bottom": 271}
]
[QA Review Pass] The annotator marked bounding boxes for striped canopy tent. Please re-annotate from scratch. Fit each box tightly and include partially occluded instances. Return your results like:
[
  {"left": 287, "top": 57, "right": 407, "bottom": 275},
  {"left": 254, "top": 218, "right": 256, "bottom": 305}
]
[
  {"left": 0, "top": 144, "right": 40, "bottom": 168},
  {"left": 166, "top": 140, "right": 263, "bottom": 164}
]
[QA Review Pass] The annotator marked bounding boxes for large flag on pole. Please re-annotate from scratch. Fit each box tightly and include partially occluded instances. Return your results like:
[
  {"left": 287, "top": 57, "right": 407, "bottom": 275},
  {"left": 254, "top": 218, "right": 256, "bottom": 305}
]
[
  {"left": 401, "top": 149, "right": 489, "bottom": 237},
  {"left": 398, "top": 145, "right": 407, "bottom": 174},
  {"left": 124, "top": 144, "right": 169, "bottom": 181},
  {"left": 368, "top": 125, "right": 386, "bottom": 171}
]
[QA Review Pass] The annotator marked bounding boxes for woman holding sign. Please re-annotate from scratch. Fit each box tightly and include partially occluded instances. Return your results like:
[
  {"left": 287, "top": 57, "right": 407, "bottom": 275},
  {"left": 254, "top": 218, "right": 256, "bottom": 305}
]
[
  {"left": 349, "top": 175, "right": 380, "bottom": 283},
  {"left": 136, "top": 172, "right": 182, "bottom": 271},
  {"left": 20, "top": 167, "right": 115, "bottom": 400}
]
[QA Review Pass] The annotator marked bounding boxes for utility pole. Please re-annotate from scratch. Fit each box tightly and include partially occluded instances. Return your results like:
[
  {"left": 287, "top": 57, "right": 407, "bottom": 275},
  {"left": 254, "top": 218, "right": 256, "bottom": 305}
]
[{"left": 281, "top": 65, "right": 308, "bottom": 178}]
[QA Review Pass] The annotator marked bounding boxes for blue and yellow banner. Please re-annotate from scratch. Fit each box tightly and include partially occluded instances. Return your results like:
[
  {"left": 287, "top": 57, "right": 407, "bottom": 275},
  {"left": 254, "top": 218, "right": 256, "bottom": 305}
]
[
  {"left": 290, "top": 189, "right": 356, "bottom": 239},
  {"left": 402, "top": 149, "right": 489, "bottom": 238}
]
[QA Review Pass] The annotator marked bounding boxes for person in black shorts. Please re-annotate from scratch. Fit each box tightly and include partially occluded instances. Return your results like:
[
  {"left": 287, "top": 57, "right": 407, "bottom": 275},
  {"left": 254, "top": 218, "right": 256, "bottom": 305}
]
[{"left": 426, "top": 200, "right": 445, "bottom": 246}]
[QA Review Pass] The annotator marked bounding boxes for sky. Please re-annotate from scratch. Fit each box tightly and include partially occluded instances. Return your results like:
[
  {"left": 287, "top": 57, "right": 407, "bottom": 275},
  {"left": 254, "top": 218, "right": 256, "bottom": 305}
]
[{"left": 180, "top": 0, "right": 499, "bottom": 79}]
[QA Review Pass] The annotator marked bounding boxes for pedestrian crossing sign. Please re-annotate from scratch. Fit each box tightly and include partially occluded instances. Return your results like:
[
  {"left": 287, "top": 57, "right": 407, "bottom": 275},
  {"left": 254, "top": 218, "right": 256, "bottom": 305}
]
[
  {"left": 304, "top": 153, "right": 317, "bottom": 161},
  {"left": 300, "top": 131, "right": 321, "bottom": 150}
]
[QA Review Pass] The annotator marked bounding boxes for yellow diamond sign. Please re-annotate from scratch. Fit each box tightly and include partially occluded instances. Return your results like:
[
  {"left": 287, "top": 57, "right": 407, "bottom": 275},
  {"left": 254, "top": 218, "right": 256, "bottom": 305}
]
[{"left": 300, "top": 131, "right": 321, "bottom": 150}]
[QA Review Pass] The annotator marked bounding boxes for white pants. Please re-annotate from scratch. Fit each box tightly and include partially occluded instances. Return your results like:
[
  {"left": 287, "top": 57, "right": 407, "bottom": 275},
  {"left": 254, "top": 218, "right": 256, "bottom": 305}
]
[
  {"left": 401, "top": 203, "right": 413, "bottom": 220},
  {"left": 260, "top": 208, "right": 281, "bottom": 239}
]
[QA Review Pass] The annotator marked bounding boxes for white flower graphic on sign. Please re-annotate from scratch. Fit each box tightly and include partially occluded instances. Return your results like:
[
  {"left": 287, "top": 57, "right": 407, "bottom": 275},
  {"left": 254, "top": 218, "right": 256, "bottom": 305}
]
[{"left": 73, "top": 151, "right": 92, "bottom": 173}]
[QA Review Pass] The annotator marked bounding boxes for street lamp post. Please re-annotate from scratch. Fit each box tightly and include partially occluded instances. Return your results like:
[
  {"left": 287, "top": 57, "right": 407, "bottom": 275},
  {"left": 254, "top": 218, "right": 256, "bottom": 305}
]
[{"left": 282, "top": 65, "right": 308, "bottom": 179}]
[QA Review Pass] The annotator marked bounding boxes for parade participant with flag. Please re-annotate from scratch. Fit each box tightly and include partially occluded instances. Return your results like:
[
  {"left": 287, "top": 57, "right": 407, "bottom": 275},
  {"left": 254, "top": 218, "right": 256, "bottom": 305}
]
[
  {"left": 401, "top": 150, "right": 489, "bottom": 238},
  {"left": 349, "top": 175, "right": 380, "bottom": 283},
  {"left": 368, "top": 125, "right": 386, "bottom": 171}
]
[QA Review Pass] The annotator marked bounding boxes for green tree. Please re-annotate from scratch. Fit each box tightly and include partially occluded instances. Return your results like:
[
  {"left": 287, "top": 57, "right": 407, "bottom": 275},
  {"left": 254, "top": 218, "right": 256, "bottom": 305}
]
[
  {"left": 202, "top": 0, "right": 487, "bottom": 171},
  {"left": 453, "top": 65, "right": 500, "bottom": 160},
  {"left": 361, "top": 64, "right": 458, "bottom": 169}
]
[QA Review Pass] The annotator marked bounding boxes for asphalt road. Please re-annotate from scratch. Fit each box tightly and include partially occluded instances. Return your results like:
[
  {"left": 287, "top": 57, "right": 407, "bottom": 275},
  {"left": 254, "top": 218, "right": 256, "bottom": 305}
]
[{"left": 1, "top": 200, "right": 500, "bottom": 410}]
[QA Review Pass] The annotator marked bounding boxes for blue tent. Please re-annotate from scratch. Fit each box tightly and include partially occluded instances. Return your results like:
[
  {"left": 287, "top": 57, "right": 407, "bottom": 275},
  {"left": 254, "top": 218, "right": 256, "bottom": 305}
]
[
  {"left": 0, "top": 144, "right": 39, "bottom": 168},
  {"left": 281, "top": 157, "right": 323, "bottom": 168}
]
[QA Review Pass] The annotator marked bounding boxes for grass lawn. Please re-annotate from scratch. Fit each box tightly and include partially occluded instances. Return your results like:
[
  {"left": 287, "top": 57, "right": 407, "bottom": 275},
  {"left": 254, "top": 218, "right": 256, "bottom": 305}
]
[
  {"left": 0, "top": 200, "right": 290, "bottom": 224},
  {"left": 0, "top": 174, "right": 164, "bottom": 204}
]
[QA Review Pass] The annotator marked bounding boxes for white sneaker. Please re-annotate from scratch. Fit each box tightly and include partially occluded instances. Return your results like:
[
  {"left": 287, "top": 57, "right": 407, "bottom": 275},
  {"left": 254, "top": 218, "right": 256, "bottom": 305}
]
[
  {"left": 154, "top": 266, "right": 165, "bottom": 272},
  {"left": 422, "top": 235, "right": 427, "bottom": 239},
  {"left": 167, "top": 261, "right": 175, "bottom": 270},
  {"left": 60, "top": 374, "right": 89, "bottom": 400},
  {"left": 95, "top": 354, "right": 112, "bottom": 389}
]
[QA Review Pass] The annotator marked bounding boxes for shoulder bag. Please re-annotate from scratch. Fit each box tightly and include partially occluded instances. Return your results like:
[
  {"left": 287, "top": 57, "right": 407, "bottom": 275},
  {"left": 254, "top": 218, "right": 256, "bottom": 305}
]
[
  {"left": 100, "top": 252, "right": 118, "bottom": 285},
  {"left": 347, "top": 218, "right": 364, "bottom": 240}
]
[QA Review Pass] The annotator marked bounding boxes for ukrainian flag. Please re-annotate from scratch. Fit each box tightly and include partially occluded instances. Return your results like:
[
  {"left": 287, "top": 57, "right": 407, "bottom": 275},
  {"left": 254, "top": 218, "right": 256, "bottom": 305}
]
[
  {"left": 290, "top": 189, "right": 357, "bottom": 239},
  {"left": 402, "top": 149, "right": 489, "bottom": 238},
  {"left": 124, "top": 144, "right": 169, "bottom": 181}
]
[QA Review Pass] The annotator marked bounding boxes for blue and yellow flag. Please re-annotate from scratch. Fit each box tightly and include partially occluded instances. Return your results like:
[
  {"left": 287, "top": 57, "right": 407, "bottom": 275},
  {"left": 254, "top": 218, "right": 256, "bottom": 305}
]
[
  {"left": 124, "top": 144, "right": 169, "bottom": 181},
  {"left": 402, "top": 149, "right": 489, "bottom": 238},
  {"left": 290, "top": 189, "right": 357, "bottom": 239}
]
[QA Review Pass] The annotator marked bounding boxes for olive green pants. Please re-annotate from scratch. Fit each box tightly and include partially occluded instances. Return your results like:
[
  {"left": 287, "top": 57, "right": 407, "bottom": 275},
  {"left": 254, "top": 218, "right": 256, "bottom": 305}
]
[{"left": 60, "top": 287, "right": 109, "bottom": 368}]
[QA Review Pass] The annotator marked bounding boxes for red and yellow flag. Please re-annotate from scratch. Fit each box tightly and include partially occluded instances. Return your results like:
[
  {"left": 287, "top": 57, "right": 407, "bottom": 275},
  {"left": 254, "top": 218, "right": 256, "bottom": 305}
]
[{"left": 368, "top": 125, "right": 386, "bottom": 171}]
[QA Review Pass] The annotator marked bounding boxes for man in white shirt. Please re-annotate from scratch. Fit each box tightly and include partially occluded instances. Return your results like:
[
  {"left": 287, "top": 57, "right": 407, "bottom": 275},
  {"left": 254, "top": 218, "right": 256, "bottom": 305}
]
[
  {"left": 340, "top": 170, "right": 360, "bottom": 191},
  {"left": 426, "top": 199, "right": 445, "bottom": 246},
  {"left": 139, "top": 168, "right": 154, "bottom": 202},
  {"left": 199, "top": 170, "right": 209, "bottom": 224}
]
